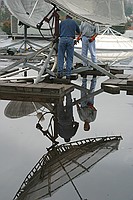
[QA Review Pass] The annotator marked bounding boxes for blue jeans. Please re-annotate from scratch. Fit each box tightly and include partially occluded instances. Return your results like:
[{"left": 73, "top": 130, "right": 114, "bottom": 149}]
[
  {"left": 58, "top": 37, "right": 74, "bottom": 77},
  {"left": 82, "top": 36, "right": 97, "bottom": 66},
  {"left": 81, "top": 77, "right": 97, "bottom": 107}
]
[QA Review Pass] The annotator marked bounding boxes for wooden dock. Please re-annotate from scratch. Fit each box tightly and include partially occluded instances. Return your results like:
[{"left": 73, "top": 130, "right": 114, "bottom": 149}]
[
  {"left": 0, "top": 56, "right": 133, "bottom": 103},
  {"left": 0, "top": 81, "right": 74, "bottom": 102},
  {"left": 101, "top": 74, "right": 133, "bottom": 95},
  {"left": 0, "top": 72, "right": 133, "bottom": 103}
]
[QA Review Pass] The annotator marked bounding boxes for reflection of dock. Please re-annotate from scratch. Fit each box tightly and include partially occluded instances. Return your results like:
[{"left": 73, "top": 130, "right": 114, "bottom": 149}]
[
  {"left": 0, "top": 81, "right": 74, "bottom": 102},
  {"left": 0, "top": 70, "right": 133, "bottom": 103},
  {"left": 101, "top": 74, "right": 133, "bottom": 95}
]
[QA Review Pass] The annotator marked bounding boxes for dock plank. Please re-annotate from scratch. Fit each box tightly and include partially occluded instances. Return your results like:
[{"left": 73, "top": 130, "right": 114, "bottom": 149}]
[
  {"left": 101, "top": 78, "right": 123, "bottom": 86},
  {"left": 115, "top": 74, "right": 132, "bottom": 79},
  {"left": 0, "top": 81, "right": 74, "bottom": 102},
  {"left": 101, "top": 73, "right": 133, "bottom": 95},
  {"left": 127, "top": 79, "right": 133, "bottom": 86}
]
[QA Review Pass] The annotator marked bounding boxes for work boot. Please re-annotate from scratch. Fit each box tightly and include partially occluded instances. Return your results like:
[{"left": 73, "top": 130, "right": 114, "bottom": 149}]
[
  {"left": 57, "top": 74, "right": 63, "bottom": 79},
  {"left": 66, "top": 76, "right": 71, "bottom": 84}
]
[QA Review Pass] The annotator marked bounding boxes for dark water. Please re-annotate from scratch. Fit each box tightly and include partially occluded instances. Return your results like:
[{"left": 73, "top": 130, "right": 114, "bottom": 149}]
[{"left": 0, "top": 37, "right": 133, "bottom": 200}]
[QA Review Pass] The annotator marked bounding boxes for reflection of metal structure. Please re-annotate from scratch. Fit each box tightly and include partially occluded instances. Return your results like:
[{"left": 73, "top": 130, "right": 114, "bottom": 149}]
[
  {"left": 4, "top": 101, "right": 43, "bottom": 118},
  {"left": 13, "top": 136, "right": 122, "bottom": 200},
  {"left": 36, "top": 116, "right": 59, "bottom": 146}
]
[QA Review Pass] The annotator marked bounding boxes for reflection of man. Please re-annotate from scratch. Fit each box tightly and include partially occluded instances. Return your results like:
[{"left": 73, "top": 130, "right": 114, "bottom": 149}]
[
  {"left": 57, "top": 93, "right": 79, "bottom": 142},
  {"left": 76, "top": 77, "right": 97, "bottom": 131}
]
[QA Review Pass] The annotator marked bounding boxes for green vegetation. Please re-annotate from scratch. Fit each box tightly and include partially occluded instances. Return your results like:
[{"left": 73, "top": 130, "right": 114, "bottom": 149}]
[
  {"left": 124, "top": 0, "right": 133, "bottom": 16},
  {"left": 0, "top": 4, "right": 11, "bottom": 35},
  {"left": 2, "top": 20, "right": 11, "bottom": 35}
]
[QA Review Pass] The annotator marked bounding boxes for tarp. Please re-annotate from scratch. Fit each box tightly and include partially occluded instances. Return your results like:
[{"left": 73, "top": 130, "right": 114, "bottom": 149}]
[{"left": 4, "top": 0, "right": 127, "bottom": 29}]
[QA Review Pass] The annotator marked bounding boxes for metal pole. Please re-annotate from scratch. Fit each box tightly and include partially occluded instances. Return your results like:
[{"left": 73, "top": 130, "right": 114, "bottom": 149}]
[
  {"left": 34, "top": 43, "right": 56, "bottom": 84},
  {"left": 59, "top": 160, "right": 83, "bottom": 200},
  {"left": 74, "top": 51, "right": 116, "bottom": 79},
  {"left": 72, "top": 88, "right": 104, "bottom": 106}
]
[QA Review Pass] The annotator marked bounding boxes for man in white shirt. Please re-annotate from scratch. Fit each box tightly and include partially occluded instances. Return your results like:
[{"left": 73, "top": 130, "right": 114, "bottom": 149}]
[
  {"left": 76, "top": 76, "right": 97, "bottom": 131},
  {"left": 80, "top": 21, "right": 99, "bottom": 65}
]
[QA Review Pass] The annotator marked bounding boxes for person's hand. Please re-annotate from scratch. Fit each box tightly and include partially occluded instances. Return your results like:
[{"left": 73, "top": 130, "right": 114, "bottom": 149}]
[
  {"left": 74, "top": 39, "right": 78, "bottom": 45},
  {"left": 89, "top": 35, "right": 95, "bottom": 42},
  {"left": 89, "top": 34, "right": 98, "bottom": 43},
  {"left": 76, "top": 34, "right": 81, "bottom": 41},
  {"left": 74, "top": 34, "right": 81, "bottom": 45},
  {"left": 74, "top": 98, "right": 77, "bottom": 104},
  {"left": 88, "top": 104, "right": 97, "bottom": 111},
  {"left": 74, "top": 98, "right": 80, "bottom": 109}
]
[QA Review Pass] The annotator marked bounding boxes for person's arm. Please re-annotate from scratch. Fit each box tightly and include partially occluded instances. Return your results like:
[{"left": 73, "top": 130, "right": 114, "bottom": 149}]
[
  {"left": 90, "top": 108, "right": 97, "bottom": 122},
  {"left": 89, "top": 33, "right": 98, "bottom": 42},
  {"left": 75, "top": 22, "right": 80, "bottom": 35},
  {"left": 73, "top": 121, "right": 79, "bottom": 135},
  {"left": 76, "top": 33, "right": 82, "bottom": 40},
  {"left": 74, "top": 98, "right": 80, "bottom": 110},
  {"left": 76, "top": 103, "right": 80, "bottom": 110},
  {"left": 88, "top": 104, "right": 97, "bottom": 111},
  {"left": 74, "top": 33, "right": 81, "bottom": 45},
  {"left": 89, "top": 23, "right": 99, "bottom": 42}
]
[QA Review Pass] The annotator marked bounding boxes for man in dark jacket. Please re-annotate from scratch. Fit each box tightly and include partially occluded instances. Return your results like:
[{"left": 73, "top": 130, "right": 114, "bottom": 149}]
[
  {"left": 57, "top": 15, "right": 80, "bottom": 79},
  {"left": 57, "top": 92, "right": 79, "bottom": 142}
]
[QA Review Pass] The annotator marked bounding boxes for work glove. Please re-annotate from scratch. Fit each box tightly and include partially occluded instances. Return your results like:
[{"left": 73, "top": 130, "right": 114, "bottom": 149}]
[
  {"left": 74, "top": 39, "right": 78, "bottom": 45},
  {"left": 74, "top": 34, "right": 81, "bottom": 45},
  {"left": 89, "top": 34, "right": 97, "bottom": 43}
]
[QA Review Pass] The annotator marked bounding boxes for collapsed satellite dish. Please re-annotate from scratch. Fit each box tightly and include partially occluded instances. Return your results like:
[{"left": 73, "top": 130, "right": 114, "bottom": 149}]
[
  {"left": 4, "top": 0, "right": 53, "bottom": 30},
  {"left": 4, "top": 101, "right": 43, "bottom": 118},
  {"left": 4, "top": 0, "right": 127, "bottom": 29}
]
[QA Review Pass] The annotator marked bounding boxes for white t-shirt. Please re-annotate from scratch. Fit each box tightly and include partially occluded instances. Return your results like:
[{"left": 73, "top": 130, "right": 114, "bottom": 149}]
[{"left": 77, "top": 105, "right": 97, "bottom": 122}]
